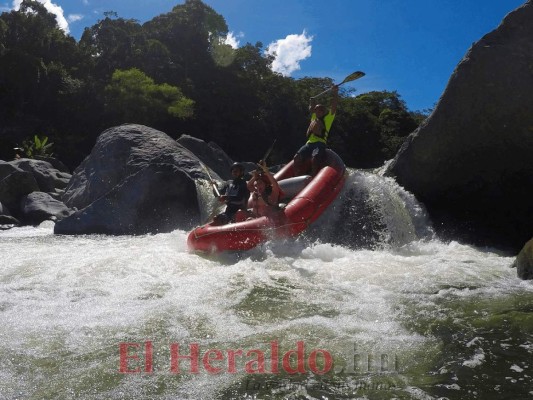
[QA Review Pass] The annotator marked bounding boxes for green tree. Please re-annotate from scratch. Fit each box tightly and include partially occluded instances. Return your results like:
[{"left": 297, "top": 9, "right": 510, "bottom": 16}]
[
  {"left": 0, "top": 0, "right": 425, "bottom": 170},
  {"left": 79, "top": 16, "right": 146, "bottom": 82},
  {"left": 0, "top": 0, "right": 87, "bottom": 162},
  {"left": 104, "top": 68, "right": 194, "bottom": 126},
  {"left": 143, "top": 0, "right": 229, "bottom": 87},
  {"left": 331, "top": 91, "right": 421, "bottom": 168}
]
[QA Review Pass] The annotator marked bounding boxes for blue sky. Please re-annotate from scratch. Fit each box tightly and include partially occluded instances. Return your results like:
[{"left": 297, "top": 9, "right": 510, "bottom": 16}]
[{"left": 2, "top": 0, "right": 527, "bottom": 111}]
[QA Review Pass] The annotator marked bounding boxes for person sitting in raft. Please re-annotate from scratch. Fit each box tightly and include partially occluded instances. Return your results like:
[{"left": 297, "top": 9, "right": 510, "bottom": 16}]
[
  {"left": 293, "top": 85, "right": 338, "bottom": 176},
  {"left": 246, "top": 160, "right": 282, "bottom": 218},
  {"left": 212, "top": 162, "right": 249, "bottom": 225}
]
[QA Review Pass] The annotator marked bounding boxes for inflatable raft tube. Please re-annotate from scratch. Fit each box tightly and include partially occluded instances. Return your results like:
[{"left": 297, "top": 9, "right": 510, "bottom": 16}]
[{"left": 187, "top": 149, "right": 346, "bottom": 252}]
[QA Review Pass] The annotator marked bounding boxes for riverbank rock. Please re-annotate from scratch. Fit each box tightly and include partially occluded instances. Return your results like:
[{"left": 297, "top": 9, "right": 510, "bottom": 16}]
[
  {"left": 0, "top": 160, "right": 19, "bottom": 180},
  {"left": 0, "top": 168, "right": 39, "bottom": 211},
  {"left": 0, "top": 200, "right": 19, "bottom": 228},
  {"left": 12, "top": 159, "right": 71, "bottom": 193},
  {"left": 513, "top": 238, "right": 533, "bottom": 280},
  {"left": 177, "top": 134, "right": 234, "bottom": 180},
  {"left": 0, "top": 158, "right": 72, "bottom": 225},
  {"left": 33, "top": 155, "right": 71, "bottom": 174},
  {"left": 384, "top": 2, "right": 533, "bottom": 252},
  {"left": 20, "top": 192, "right": 72, "bottom": 224},
  {"left": 55, "top": 124, "right": 217, "bottom": 235}
]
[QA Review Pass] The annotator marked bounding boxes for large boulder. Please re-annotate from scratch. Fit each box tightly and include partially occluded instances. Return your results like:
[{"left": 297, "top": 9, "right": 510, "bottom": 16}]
[
  {"left": 385, "top": 2, "right": 533, "bottom": 251},
  {"left": 177, "top": 134, "right": 234, "bottom": 180},
  {"left": 513, "top": 238, "right": 533, "bottom": 280},
  {"left": 55, "top": 124, "right": 216, "bottom": 235}
]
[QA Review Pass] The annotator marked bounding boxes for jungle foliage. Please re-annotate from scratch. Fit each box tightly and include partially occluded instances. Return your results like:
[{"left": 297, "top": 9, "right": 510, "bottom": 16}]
[{"left": 0, "top": 0, "right": 428, "bottom": 169}]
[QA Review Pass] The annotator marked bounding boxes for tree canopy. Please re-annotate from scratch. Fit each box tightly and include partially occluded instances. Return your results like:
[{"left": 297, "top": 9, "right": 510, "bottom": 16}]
[{"left": 0, "top": 0, "right": 428, "bottom": 169}]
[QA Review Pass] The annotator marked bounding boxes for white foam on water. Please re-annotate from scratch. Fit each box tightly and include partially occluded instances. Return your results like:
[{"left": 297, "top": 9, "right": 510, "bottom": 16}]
[{"left": 0, "top": 185, "right": 526, "bottom": 398}]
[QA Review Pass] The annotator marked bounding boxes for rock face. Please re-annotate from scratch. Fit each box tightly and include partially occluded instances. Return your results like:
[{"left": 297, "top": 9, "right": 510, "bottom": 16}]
[
  {"left": 12, "top": 159, "right": 71, "bottom": 193},
  {"left": 385, "top": 2, "right": 533, "bottom": 251},
  {"left": 55, "top": 124, "right": 216, "bottom": 235},
  {"left": 20, "top": 192, "right": 72, "bottom": 224},
  {"left": 0, "top": 158, "right": 72, "bottom": 226},
  {"left": 177, "top": 134, "right": 234, "bottom": 180},
  {"left": 0, "top": 200, "right": 19, "bottom": 227},
  {"left": 513, "top": 238, "right": 533, "bottom": 280},
  {"left": 0, "top": 167, "right": 39, "bottom": 211}
]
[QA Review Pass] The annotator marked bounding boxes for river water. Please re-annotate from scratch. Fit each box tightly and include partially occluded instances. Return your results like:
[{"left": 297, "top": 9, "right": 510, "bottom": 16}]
[{"left": 0, "top": 170, "right": 532, "bottom": 399}]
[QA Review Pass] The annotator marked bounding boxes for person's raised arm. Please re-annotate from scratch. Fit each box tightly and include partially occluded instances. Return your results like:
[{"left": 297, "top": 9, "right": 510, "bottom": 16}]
[
  {"left": 309, "top": 96, "right": 317, "bottom": 113},
  {"left": 247, "top": 170, "right": 260, "bottom": 192},
  {"left": 258, "top": 162, "right": 280, "bottom": 203}
]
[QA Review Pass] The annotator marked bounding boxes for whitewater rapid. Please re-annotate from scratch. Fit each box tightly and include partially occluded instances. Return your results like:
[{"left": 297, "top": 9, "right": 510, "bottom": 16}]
[{"left": 0, "top": 170, "right": 531, "bottom": 399}]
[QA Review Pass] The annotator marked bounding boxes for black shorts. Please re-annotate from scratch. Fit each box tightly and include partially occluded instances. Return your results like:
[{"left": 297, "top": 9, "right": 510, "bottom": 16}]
[{"left": 296, "top": 142, "right": 326, "bottom": 160}]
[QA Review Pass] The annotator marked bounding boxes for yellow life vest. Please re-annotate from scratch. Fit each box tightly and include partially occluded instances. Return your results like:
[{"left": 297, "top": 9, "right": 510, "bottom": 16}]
[{"left": 306, "top": 112, "right": 335, "bottom": 144}]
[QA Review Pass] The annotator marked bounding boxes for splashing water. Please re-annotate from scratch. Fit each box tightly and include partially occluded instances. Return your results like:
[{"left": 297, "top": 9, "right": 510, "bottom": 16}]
[
  {"left": 0, "top": 170, "right": 531, "bottom": 399},
  {"left": 194, "top": 178, "right": 224, "bottom": 224},
  {"left": 306, "top": 169, "right": 434, "bottom": 249}
]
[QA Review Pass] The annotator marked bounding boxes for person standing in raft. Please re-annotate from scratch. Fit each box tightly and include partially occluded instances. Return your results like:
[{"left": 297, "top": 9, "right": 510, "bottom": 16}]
[
  {"left": 212, "top": 162, "right": 249, "bottom": 225},
  {"left": 293, "top": 85, "right": 339, "bottom": 176},
  {"left": 247, "top": 160, "right": 282, "bottom": 218}
]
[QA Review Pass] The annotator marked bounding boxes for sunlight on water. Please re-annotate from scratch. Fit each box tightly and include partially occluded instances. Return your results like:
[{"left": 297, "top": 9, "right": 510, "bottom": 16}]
[
  {"left": 1, "top": 219, "right": 529, "bottom": 399},
  {"left": 1, "top": 167, "right": 532, "bottom": 399}
]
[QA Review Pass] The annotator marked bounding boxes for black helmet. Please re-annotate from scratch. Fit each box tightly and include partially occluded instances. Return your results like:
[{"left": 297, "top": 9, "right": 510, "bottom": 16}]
[{"left": 230, "top": 162, "right": 244, "bottom": 172}]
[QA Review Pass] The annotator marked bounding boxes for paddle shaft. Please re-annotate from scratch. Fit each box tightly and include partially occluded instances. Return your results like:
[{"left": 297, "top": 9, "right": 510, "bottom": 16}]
[
  {"left": 261, "top": 139, "right": 277, "bottom": 163},
  {"left": 312, "top": 71, "right": 365, "bottom": 99}
]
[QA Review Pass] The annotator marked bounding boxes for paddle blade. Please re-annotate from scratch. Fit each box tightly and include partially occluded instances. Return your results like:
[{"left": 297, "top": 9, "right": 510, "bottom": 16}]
[
  {"left": 340, "top": 71, "right": 365, "bottom": 85},
  {"left": 312, "top": 71, "right": 366, "bottom": 98}
]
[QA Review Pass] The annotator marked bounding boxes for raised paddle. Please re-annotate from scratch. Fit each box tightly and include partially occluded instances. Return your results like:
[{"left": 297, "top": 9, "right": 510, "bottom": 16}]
[
  {"left": 260, "top": 139, "right": 277, "bottom": 164},
  {"left": 312, "top": 71, "right": 365, "bottom": 99},
  {"left": 255, "top": 139, "right": 278, "bottom": 174}
]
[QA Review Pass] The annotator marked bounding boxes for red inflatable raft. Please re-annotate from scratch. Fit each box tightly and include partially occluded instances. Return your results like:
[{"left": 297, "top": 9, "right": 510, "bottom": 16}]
[{"left": 187, "top": 149, "right": 346, "bottom": 252}]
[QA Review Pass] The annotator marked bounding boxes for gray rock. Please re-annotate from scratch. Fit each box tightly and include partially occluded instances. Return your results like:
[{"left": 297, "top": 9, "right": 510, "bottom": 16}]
[
  {"left": 12, "top": 158, "right": 71, "bottom": 193},
  {"left": 34, "top": 155, "right": 71, "bottom": 174},
  {"left": 0, "top": 160, "right": 22, "bottom": 181},
  {"left": 384, "top": 2, "right": 533, "bottom": 251},
  {"left": 47, "top": 188, "right": 65, "bottom": 201},
  {"left": 55, "top": 124, "right": 212, "bottom": 235},
  {"left": 55, "top": 163, "right": 198, "bottom": 235},
  {"left": 20, "top": 192, "right": 72, "bottom": 224},
  {"left": 0, "top": 201, "right": 18, "bottom": 227},
  {"left": 0, "top": 170, "right": 39, "bottom": 210},
  {"left": 513, "top": 238, "right": 533, "bottom": 280},
  {"left": 177, "top": 134, "right": 234, "bottom": 179},
  {"left": 0, "top": 214, "right": 20, "bottom": 226}
]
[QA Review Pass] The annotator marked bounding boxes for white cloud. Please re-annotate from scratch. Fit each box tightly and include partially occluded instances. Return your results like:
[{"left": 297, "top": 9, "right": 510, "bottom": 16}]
[
  {"left": 265, "top": 31, "right": 313, "bottom": 76},
  {"left": 67, "top": 13, "right": 83, "bottom": 23},
  {"left": 224, "top": 31, "right": 243, "bottom": 49},
  {"left": 12, "top": 0, "right": 70, "bottom": 33}
]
